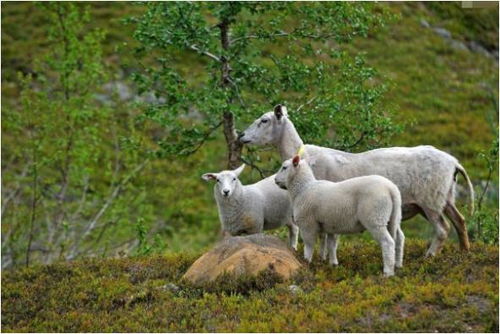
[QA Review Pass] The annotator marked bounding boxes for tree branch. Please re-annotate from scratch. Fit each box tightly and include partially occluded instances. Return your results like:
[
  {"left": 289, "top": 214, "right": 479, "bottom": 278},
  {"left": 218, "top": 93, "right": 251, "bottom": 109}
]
[
  {"left": 181, "top": 121, "right": 223, "bottom": 155},
  {"left": 232, "top": 31, "right": 290, "bottom": 43},
  {"left": 239, "top": 156, "right": 267, "bottom": 179},
  {"left": 66, "top": 159, "right": 150, "bottom": 260},
  {"left": 232, "top": 30, "right": 337, "bottom": 43},
  {"left": 477, "top": 153, "right": 494, "bottom": 212},
  {"left": 240, "top": 147, "right": 276, "bottom": 178},
  {"left": 226, "top": 77, "right": 246, "bottom": 108},
  {"left": 296, "top": 96, "right": 318, "bottom": 113},
  {"left": 188, "top": 44, "right": 220, "bottom": 62},
  {"left": 1, "top": 164, "right": 29, "bottom": 219},
  {"left": 25, "top": 148, "right": 39, "bottom": 267},
  {"left": 344, "top": 132, "right": 366, "bottom": 150},
  {"left": 68, "top": 175, "right": 89, "bottom": 223}
]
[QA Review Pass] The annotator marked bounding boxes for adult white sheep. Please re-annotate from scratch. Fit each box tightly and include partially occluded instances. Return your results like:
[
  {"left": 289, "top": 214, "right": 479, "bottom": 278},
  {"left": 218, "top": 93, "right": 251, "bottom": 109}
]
[
  {"left": 275, "top": 154, "right": 404, "bottom": 277},
  {"left": 202, "top": 164, "right": 299, "bottom": 249},
  {"left": 239, "top": 104, "right": 474, "bottom": 257}
]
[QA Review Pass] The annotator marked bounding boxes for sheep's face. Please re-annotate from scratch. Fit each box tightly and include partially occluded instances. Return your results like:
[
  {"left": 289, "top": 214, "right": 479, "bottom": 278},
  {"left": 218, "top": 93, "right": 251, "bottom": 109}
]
[
  {"left": 202, "top": 164, "right": 245, "bottom": 199},
  {"left": 275, "top": 155, "right": 300, "bottom": 190},
  {"left": 239, "top": 104, "right": 288, "bottom": 146}
]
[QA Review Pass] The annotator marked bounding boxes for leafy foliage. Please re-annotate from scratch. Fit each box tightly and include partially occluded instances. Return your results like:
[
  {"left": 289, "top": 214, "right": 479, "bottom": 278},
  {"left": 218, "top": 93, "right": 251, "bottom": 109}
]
[
  {"left": 131, "top": 2, "right": 400, "bottom": 170},
  {"left": 133, "top": 218, "right": 167, "bottom": 256},
  {"left": 1, "top": 3, "right": 151, "bottom": 267},
  {"left": 470, "top": 127, "right": 499, "bottom": 245}
]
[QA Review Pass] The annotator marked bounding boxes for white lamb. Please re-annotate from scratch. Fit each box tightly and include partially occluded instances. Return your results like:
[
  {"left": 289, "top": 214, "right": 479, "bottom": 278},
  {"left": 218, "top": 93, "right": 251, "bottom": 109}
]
[
  {"left": 240, "top": 104, "right": 474, "bottom": 257},
  {"left": 202, "top": 164, "right": 299, "bottom": 249},
  {"left": 275, "top": 155, "right": 404, "bottom": 277}
]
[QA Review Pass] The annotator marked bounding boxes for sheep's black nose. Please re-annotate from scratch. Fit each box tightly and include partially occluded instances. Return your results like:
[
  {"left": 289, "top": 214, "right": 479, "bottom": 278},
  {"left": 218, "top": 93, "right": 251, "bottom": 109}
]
[
  {"left": 223, "top": 190, "right": 230, "bottom": 196},
  {"left": 238, "top": 132, "right": 245, "bottom": 139}
]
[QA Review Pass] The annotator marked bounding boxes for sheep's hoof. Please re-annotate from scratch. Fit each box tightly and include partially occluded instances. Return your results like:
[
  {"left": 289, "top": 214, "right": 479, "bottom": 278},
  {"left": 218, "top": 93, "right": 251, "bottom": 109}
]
[
  {"left": 459, "top": 241, "right": 471, "bottom": 252},
  {"left": 424, "top": 251, "right": 437, "bottom": 258},
  {"left": 383, "top": 272, "right": 395, "bottom": 277}
]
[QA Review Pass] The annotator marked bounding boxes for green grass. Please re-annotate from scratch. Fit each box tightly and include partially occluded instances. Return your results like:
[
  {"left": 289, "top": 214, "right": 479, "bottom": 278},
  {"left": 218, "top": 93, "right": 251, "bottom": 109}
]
[{"left": 2, "top": 240, "right": 498, "bottom": 332}]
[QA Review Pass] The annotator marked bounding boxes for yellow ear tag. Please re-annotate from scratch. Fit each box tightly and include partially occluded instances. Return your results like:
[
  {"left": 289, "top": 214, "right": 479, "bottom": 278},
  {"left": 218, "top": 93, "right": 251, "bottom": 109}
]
[{"left": 297, "top": 145, "right": 305, "bottom": 157}]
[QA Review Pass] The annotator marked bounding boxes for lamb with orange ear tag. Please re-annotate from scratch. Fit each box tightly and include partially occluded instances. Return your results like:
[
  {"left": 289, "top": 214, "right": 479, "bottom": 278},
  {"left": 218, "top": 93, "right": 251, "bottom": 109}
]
[
  {"left": 275, "top": 155, "right": 404, "bottom": 277},
  {"left": 202, "top": 164, "right": 299, "bottom": 249}
]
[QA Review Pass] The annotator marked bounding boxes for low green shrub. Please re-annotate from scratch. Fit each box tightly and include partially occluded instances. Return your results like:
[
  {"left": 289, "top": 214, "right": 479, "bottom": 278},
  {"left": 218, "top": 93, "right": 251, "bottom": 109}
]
[{"left": 2, "top": 240, "right": 497, "bottom": 332}]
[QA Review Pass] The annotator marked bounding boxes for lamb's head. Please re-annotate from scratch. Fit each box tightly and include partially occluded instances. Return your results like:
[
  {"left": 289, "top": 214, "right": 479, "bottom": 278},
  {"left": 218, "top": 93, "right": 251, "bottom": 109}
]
[
  {"left": 239, "top": 104, "right": 288, "bottom": 145},
  {"left": 275, "top": 155, "right": 302, "bottom": 190},
  {"left": 202, "top": 164, "right": 245, "bottom": 198}
]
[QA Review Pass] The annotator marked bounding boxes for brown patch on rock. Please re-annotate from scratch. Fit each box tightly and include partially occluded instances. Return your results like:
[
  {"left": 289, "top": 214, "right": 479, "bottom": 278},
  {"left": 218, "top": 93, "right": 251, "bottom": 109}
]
[{"left": 182, "top": 234, "right": 302, "bottom": 285}]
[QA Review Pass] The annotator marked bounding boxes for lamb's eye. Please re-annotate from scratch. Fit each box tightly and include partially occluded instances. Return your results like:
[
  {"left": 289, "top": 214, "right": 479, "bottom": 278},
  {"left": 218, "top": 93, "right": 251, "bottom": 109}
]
[
  {"left": 233, "top": 178, "right": 236, "bottom": 181},
  {"left": 261, "top": 119, "right": 268, "bottom": 124},
  {"left": 282, "top": 166, "right": 287, "bottom": 170},
  {"left": 216, "top": 179, "right": 220, "bottom": 183}
]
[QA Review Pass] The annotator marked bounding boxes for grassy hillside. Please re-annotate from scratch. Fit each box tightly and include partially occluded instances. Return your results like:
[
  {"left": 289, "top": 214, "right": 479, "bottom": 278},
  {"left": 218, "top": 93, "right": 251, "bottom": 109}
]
[
  {"left": 350, "top": 2, "right": 498, "bottom": 178},
  {"left": 1, "top": 2, "right": 498, "bottom": 262},
  {"left": 2, "top": 240, "right": 498, "bottom": 332}
]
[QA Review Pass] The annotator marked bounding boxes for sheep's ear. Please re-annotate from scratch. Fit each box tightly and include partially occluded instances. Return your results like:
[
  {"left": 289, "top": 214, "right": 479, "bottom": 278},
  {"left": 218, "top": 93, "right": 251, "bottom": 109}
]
[
  {"left": 292, "top": 155, "right": 300, "bottom": 167},
  {"left": 274, "top": 104, "right": 288, "bottom": 120},
  {"left": 233, "top": 164, "right": 245, "bottom": 177},
  {"left": 201, "top": 173, "right": 217, "bottom": 181}
]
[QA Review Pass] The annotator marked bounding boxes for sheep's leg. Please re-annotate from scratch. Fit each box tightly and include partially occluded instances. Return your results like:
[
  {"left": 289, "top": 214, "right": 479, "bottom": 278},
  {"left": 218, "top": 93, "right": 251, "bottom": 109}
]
[
  {"left": 286, "top": 221, "right": 299, "bottom": 251},
  {"left": 422, "top": 208, "right": 450, "bottom": 257},
  {"left": 436, "top": 216, "right": 451, "bottom": 254},
  {"left": 327, "top": 233, "right": 339, "bottom": 266},
  {"left": 365, "top": 224, "right": 395, "bottom": 277},
  {"left": 409, "top": 204, "right": 449, "bottom": 256},
  {"left": 300, "top": 223, "right": 318, "bottom": 263},
  {"left": 395, "top": 227, "right": 405, "bottom": 268},
  {"left": 303, "top": 240, "right": 314, "bottom": 263},
  {"left": 221, "top": 229, "right": 232, "bottom": 239},
  {"left": 444, "top": 202, "right": 470, "bottom": 251},
  {"left": 319, "top": 233, "right": 328, "bottom": 260}
]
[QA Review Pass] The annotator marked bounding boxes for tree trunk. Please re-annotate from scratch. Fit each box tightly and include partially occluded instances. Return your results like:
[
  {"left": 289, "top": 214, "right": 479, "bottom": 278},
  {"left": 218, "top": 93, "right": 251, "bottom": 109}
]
[
  {"left": 219, "top": 20, "right": 243, "bottom": 170},
  {"left": 26, "top": 148, "right": 38, "bottom": 267},
  {"left": 222, "top": 112, "right": 243, "bottom": 170}
]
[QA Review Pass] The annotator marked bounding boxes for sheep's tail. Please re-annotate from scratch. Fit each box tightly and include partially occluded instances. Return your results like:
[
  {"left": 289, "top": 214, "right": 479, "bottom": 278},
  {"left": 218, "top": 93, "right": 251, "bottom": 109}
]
[
  {"left": 388, "top": 186, "right": 402, "bottom": 240},
  {"left": 455, "top": 163, "right": 475, "bottom": 215}
]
